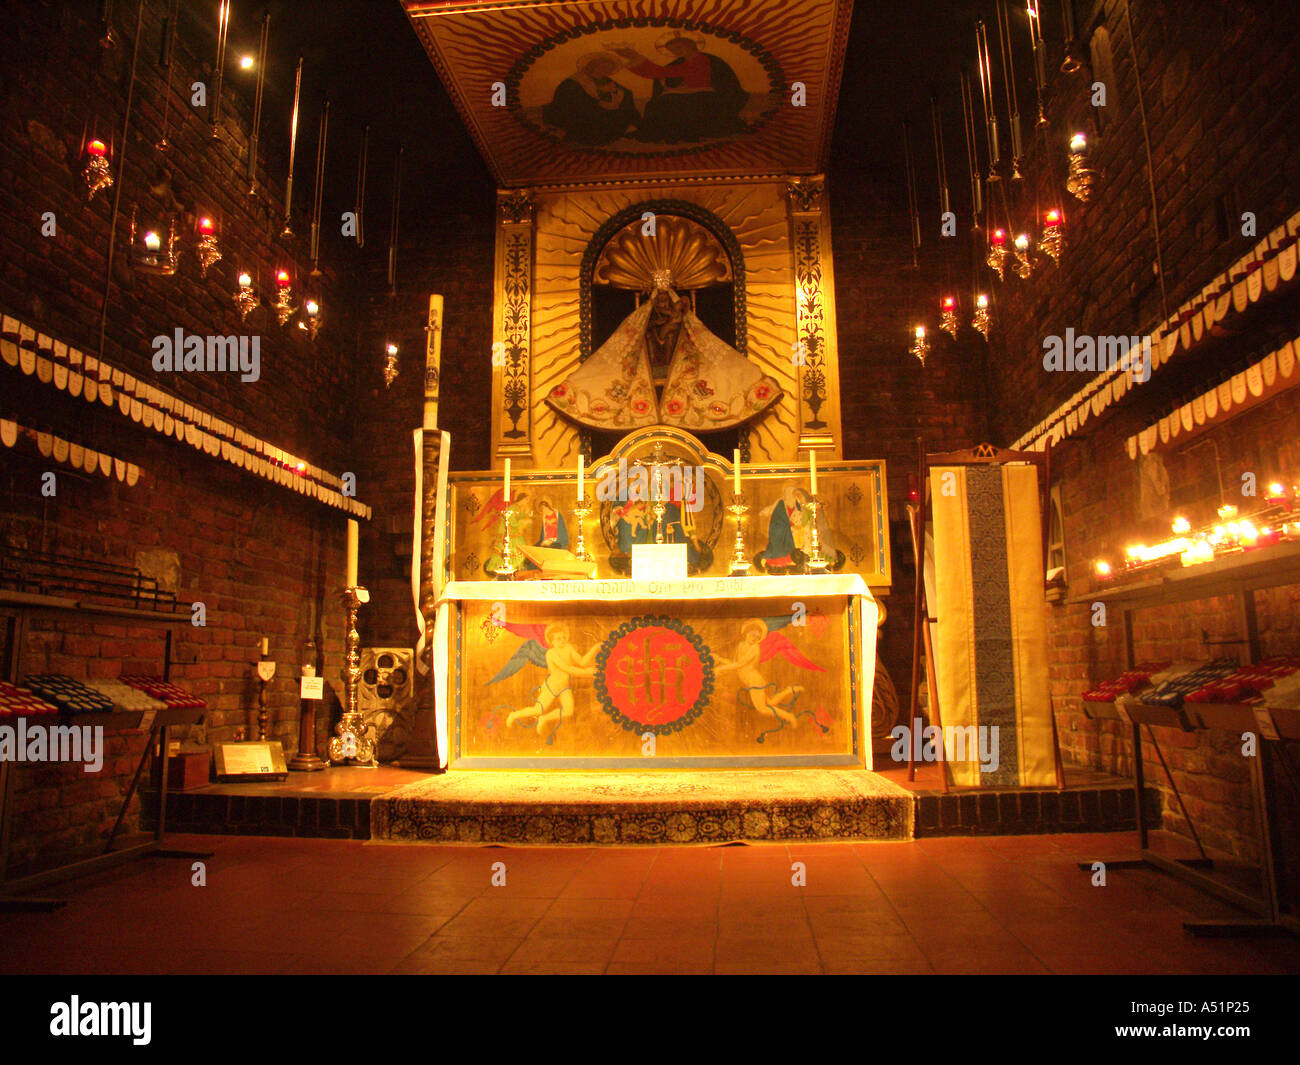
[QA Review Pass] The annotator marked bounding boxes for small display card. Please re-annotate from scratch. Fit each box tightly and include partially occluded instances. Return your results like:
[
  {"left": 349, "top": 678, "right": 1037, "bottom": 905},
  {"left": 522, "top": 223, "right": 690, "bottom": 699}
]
[
  {"left": 631, "top": 543, "right": 688, "bottom": 582},
  {"left": 214, "top": 741, "right": 289, "bottom": 780}
]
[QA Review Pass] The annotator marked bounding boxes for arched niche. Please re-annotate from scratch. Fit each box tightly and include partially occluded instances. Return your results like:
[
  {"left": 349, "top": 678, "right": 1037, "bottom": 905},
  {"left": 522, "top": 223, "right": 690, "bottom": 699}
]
[{"left": 578, "top": 200, "right": 748, "bottom": 458}]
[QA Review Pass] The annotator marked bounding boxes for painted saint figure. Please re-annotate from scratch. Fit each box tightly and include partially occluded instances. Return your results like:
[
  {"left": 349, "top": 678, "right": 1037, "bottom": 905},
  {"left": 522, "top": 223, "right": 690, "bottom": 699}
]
[
  {"left": 541, "top": 53, "right": 638, "bottom": 146},
  {"left": 534, "top": 498, "right": 569, "bottom": 550},
  {"left": 756, "top": 486, "right": 840, "bottom": 573},
  {"left": 523, "top": 498, "right": 569, "bottom": 572},
  {"left": 760, "top": 485, "right": 803, "bottom": 569},
  {"left": 603, "top": 32, "right": 747, "bottom": 143}
]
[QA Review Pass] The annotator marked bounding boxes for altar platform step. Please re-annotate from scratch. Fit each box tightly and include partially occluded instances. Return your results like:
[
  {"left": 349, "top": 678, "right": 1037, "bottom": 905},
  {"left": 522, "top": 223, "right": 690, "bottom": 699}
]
[
  {"left": 148, "top": 764, "right": 1158, "bottom": 844},
  {"left": 878, "top": 763, "right": 1160, "bottom": 837},
  {"left": 369, "top": 769, "right": 915, "bottom": 846}
]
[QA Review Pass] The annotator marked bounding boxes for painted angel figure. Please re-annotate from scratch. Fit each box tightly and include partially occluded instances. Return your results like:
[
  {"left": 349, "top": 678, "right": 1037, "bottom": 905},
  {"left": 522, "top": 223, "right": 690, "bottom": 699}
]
[
  {"left": 714, "top": 617, "right": 832, "bottom": 740},
  {"left": 471, "top": 487, "right": 528, "bottom": 577},
  {"left": 487, "top": 621, "right": 598, "bottom": 743}
]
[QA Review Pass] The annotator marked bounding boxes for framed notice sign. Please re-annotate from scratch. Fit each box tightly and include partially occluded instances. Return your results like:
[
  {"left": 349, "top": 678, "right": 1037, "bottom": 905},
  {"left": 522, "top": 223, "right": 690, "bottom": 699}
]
[{"left": 214, "top": 741, "right": 289, "bottom": 781}]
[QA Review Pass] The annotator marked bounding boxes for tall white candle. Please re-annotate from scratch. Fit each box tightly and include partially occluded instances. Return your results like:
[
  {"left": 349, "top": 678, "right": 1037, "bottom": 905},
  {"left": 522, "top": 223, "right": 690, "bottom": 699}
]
[
  {"left": 809, "top": 449, "right": 818, "bottom": 496},
  {"left": 578, "top": 453, "right": 584, "bottom": 502},
  {"left": 733, "top": 449, "right": 741, "bottom": 496},
  {"left": 503, "top": 458, "right": 511, "bottom": 504},
  {"left": 346, "top": 519, "right": 359, "bottom": 587}
]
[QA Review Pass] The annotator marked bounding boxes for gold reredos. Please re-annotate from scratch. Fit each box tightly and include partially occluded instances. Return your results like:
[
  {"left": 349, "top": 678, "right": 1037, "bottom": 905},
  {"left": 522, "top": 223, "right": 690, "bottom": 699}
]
[{"left": 592, "top": 214, "right": 732, "bottom": 292}]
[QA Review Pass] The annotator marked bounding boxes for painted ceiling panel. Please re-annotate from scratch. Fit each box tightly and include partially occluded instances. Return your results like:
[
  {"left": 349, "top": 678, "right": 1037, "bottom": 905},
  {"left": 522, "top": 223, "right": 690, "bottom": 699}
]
[{"left": 401, "top": 0, "right": 854, "bottom": 186}]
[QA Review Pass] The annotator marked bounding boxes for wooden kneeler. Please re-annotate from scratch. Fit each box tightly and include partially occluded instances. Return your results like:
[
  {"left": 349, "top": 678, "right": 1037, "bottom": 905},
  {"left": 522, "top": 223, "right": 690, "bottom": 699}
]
[{"left": 906, "top": 437, "right": 1066, "bottom": 792}]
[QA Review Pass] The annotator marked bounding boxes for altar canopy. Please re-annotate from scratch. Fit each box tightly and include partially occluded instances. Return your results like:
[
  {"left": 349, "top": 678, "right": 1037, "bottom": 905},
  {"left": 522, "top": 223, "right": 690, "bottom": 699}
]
[
  {"left": 546, "top": 286, "right": 782, "bottom": 431},
  {"left": 928, "top": 465, "right": 1057, "bottom": 787}
]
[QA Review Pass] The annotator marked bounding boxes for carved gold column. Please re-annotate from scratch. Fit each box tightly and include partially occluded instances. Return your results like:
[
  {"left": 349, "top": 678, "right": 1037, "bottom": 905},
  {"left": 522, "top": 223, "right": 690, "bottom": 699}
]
[
  {"left": 787, "top": 175, "right": 843, "bottom": 459},
  {"left": 492, "top": 190, "right": 535, "bottom": 466}
]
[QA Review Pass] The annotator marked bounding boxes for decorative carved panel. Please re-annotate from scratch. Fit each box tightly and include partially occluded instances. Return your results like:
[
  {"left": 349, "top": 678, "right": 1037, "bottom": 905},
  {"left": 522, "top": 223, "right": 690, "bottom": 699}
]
[
  {"left": 788, "top": 175, "right": 841, "bottom": 455},
  {"left": 493, "top": 191, "right": 535, "bottom": 459},
  {"left": 593, "top": 215, "right": 732, "bottom": 292}
]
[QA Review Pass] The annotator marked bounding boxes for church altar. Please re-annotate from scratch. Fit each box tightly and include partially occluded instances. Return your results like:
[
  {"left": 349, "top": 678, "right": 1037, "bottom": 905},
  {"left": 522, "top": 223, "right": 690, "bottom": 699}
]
[
  {"left": 432, "top": 575, "right": 877, "bottom": 770},
  {"left": 397, "top": 7, "right": 896, "bottom": 777}
]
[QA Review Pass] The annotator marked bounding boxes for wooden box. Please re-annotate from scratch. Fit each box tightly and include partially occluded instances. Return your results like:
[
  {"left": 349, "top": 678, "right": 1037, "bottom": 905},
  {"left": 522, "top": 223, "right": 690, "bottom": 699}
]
[{"left": 167, "top": 750, "right": 210, "bottom": 791}]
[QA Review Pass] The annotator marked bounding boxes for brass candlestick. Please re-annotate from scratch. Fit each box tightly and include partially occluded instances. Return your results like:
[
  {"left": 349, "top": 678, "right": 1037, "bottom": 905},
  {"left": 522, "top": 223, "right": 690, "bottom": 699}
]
[
  {"left": 727, "top": 496, "right": 751, "bottom": 576},
  {"left": 572, "top": 501, "right": 592, "bottom": 563},
  {"left": 328, "top": 586, "right": 377, "bottom": 766},
  {"left": 255, "top": 656, "right": 276, "bottom": 741},
  {"left": 804, "top": 497, "right": 830, "bottom": 573},
  {"left": 493, "top": 502, "right": 519, "bottom": 579}
]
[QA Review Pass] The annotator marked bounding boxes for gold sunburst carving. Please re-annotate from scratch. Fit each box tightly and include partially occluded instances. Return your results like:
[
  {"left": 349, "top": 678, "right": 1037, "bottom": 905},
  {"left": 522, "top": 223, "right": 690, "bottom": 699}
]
[{"left": 592, "top": 215, "right": 732, "bottom": 292}]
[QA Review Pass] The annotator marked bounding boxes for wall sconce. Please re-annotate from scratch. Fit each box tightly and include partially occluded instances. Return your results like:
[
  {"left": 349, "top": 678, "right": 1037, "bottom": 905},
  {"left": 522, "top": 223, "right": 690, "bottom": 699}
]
[
  {"left": 273, "top": 269, "right": 297, "bottom": 326},
  {"left": 986, "top": 228, "right": 1009, "bottom": 280},
  {"left": 939, "top": 296, "right": 959, "bottom": 339},
  {"left": 128, "top": 206, "right": 177, "bottom": 276},
  {"left": 1066, "top": 133, "right": 1095, "bottom": 203},
  {"left": 383, "top": 342, "right": 399, "bottom": 388},
  {"left": 1012, "top": 233, "right": 1034, "bottom": 279},
  {"left": 1038, "top": 209, "right": 1063, "bottom": 263},
  {"left": 82, "top": 138, "right": 113, "bottom": 201},
  {"left": 972, "top": 293, "right": 990, "bottom": 339},
  {"left": 234, "top": 271, "right": 258, "bottom": 321},
  {"left": 298, "top": 298, "right": 321, "bottom": 341},
  {"left": 195, "top": 215, "right": 222, "bottom": 277},
  {"left": 910, "top": 325, "right": 929, "bottom": 366}
]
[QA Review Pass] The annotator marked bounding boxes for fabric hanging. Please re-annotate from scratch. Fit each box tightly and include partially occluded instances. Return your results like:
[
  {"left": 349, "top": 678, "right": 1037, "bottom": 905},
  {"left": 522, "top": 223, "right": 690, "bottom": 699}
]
[{"left": 929, "top": 464, "right": 1057, "bottom": 787}]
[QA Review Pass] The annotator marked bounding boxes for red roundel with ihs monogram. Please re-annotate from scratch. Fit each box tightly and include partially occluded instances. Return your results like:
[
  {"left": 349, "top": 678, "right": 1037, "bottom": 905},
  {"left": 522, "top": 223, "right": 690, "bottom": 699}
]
[{"left": 594, "top": 617, "right": 715, "bottom": 735}]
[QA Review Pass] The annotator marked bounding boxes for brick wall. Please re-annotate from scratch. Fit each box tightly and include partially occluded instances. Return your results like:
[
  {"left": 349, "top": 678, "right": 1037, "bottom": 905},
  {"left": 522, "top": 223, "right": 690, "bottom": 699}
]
[
  {"left": 0, "top": 1, "right": 359, "bottom": 873},
  {"left": 828, "top": 164, "right": 992, "bottom": 705},
  {"left": 983, "top": 0, "right": 1300, "bottom": 859},
  {"left": 352, "top": 190, "right": 496, "bottom": 649}
]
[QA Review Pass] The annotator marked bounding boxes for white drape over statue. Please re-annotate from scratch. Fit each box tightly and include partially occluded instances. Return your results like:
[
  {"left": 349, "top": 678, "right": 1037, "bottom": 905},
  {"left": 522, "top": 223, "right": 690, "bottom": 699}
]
[{"left": 546, "top": 280, "right": 781, "bottom": 432}]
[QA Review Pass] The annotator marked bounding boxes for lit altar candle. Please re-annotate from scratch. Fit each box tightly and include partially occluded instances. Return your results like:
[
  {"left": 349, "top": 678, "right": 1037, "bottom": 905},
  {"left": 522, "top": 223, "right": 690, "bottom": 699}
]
[
  {"left": 346, "top": 519, "right": 358, "bottom": 587},
  {"left": 577, "top": 454, "right": 584, "bottom": 502},
  {"left": 809, "top": 449, "right": 818, "bottom": 496},
  {"left": 733, "top": 449, "right": 741, "bottom": 495},
  {"left": 503, "top": 458, "right": 511, "bottom": 504}
]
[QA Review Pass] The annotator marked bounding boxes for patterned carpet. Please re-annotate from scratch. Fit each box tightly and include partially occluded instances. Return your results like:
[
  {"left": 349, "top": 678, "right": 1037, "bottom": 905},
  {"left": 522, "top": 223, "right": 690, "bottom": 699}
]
[{"left": 371, "top": 769, "right": 913, "bottom": 845}]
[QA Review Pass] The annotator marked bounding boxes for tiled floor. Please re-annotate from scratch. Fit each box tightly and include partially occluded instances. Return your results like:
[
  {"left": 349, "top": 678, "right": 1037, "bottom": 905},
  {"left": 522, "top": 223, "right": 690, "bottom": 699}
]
[{"left": 2, "top": 831, "right": 1298, "bottom": 974}]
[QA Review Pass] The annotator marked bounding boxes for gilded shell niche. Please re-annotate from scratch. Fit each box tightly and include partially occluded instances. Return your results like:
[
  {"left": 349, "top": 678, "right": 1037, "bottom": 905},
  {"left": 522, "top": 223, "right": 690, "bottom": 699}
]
[{"left": 592, "top": 215, "right": 732, "bottom": 292}]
